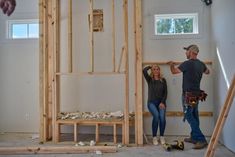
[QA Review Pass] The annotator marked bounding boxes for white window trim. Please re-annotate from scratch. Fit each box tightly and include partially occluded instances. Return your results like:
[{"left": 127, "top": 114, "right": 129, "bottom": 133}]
[
  {"left": 6, "top": 19, "right": 39, "bottom": 39},
  {"left": 147, "top": 11, "right": 202, "bottom": 40},
  {"left": 154, "top": 13, "right": 199, "bottom": 35}
]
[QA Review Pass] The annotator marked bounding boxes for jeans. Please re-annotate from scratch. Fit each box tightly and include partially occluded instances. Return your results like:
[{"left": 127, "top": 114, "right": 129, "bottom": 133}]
[
  {"left": 147, "top": 100, "right": 166, "bottom": 137},
  {"left": 182, "top": 95, "right": 207, "bottom": 142}
]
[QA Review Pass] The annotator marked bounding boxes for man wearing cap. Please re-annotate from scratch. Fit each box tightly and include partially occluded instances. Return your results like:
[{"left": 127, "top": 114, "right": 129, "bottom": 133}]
[{"left": 167, "top": 44, "right": 210, "bottom": 149}]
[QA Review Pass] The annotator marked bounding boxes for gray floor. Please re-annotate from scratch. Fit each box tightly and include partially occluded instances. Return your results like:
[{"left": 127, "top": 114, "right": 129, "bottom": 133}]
[{"left": 0, "top": 133, "right": 234, "bottom": 157}]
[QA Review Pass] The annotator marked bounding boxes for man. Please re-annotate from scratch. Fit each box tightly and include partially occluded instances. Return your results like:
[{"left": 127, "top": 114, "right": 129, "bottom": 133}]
[
  {"left": 0, "top": 0, "right": 16, "bottom": 16},
  {"left": 167, "top": 44, "right": 210, "bottom": 149}
]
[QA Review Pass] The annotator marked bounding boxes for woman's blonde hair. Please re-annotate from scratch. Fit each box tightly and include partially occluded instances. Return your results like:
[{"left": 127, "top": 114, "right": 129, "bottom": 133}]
[{"left": 150, "top": 64, "right": 163, "bottom": 81}]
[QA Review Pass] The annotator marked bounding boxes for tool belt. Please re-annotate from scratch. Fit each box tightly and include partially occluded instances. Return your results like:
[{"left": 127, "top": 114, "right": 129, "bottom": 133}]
[{"left": 185, "top": 90, "right": 207, "bottom": 107}]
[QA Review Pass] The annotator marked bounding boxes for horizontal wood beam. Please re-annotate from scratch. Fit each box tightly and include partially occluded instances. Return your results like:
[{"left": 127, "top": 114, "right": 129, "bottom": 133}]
[
  {"left": 143, "top": 61, "right": 212, "bottom": 65},
  {"left": 143, "top": 111, "right": 213, "bottom": 117},
  {"left": 55, "top": 72, "right": 125, "bottom": 76},
  {"left": 0, "top": 146, "right": 117, "bottom": 155},
  {"left": 57, "top": 119, "right": 124, "bottom": 125}
]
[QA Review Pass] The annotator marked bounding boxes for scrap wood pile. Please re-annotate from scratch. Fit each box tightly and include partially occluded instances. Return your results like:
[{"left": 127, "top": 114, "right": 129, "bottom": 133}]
[{"left": 57, "top": 111, "right": 135, "bottom": 121}]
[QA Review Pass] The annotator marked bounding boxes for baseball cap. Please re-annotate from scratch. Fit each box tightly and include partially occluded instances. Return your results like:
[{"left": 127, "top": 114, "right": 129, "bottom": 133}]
[{"left": 183, "top": 44, "right": 199, "bottom": 53}]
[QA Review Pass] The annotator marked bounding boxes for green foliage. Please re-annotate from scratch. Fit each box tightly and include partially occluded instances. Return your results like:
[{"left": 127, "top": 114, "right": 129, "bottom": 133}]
[{"left": 156, "top": 17, "right": 193, "bottom": 34}]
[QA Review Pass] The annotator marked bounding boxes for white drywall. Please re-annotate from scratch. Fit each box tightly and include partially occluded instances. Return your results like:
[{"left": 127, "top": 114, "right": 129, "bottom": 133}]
[{"left": 211, "top": 0, "right": 235, "bottom": 152}]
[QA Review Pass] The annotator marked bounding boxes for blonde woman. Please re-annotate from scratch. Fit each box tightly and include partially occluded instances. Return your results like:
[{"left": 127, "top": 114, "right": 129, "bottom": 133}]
[{"left": 143, "top": 64, "right": 167, "bottom": 145}]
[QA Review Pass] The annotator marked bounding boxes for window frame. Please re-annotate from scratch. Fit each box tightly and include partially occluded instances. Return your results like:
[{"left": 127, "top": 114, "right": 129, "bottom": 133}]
[
  {"left": 6, "top": 19, "right": 39, "bottom": 39},
  {"left": 154, "top": 13, "right": 199, "bottom": 36}
]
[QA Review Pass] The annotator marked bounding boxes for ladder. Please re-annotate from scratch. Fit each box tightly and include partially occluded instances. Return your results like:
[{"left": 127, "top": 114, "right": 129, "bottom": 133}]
[{"left": 205, "top": 75, "right": 235, "bottom": 157}]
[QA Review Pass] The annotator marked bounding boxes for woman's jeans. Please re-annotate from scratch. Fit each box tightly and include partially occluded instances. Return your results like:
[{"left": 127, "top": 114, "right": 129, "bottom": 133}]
[
  {"left": 147, "top": 100, "right": 166, "bottom": 137},
  {"left": 182, "top": 95, "right": 207, "bottom": 142}
]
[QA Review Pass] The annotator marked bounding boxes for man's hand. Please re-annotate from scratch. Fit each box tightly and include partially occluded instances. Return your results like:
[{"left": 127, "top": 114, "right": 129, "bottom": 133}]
[
  {"left": 166, "top": 61, "right": 175, "bottom": 66},
  {"left": 167, "top": 61, "right": 181, "bottom": 74},
  {"left": 0, "top": 0, "right": 16, "bottom": 16}
]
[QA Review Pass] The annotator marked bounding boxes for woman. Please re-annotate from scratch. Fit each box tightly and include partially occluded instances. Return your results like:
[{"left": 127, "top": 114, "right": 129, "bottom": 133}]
[{"left": 143, "top": 64, "right": 167, "bottom": 145}]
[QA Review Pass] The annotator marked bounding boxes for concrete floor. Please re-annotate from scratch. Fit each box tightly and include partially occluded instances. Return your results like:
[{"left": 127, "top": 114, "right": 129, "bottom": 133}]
[{"left": 0, "top": 133, "right": 234, "bottom": 157}]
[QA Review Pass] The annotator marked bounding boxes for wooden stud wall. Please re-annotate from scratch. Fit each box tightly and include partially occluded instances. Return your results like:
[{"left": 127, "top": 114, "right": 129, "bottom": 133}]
[
  {"left": 68, "top": 0, "right": 73, "bottom": 73},
  {"left": 40, "top": 0, "right": 130, "bottom": 145},
  {"left": 0, "top": 146, "right": 117, "bottom": 155},
  {"left": 134, "top": 0, "right": 143, "bottom": 145},
  {"left": 123, "top": 0, "right": 129, "bottom": 144},
  {"left": 112, "top": 0, "right": 116, "bottom": 72},
  {"left": 89, "top": 0, "right": 94, "bottom": 72}
]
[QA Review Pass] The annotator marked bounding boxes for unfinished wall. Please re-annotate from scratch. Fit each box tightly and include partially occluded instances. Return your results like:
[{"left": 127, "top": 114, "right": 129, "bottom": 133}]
[
  {"left": 211, "top": 0, "right": 235, "bottom": 152},
  {"left": 0, "top": 0, "right": 39, "bottom": 132},
  {"left": 0, "top": 0, "right": 215, "bottom": 137}
]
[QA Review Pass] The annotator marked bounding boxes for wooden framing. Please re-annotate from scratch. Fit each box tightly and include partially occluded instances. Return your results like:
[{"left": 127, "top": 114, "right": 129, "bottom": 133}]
[
  {"left": 144, "top": 111, "right": 213, "bottom": 117},
  {"left": 205, "top": 75, "right": 235, "bottom": 157},
  {"left": 40, "top": 0, "right": 130, "bottom": 145},
  {"left": 112, "top": 0, "right": 116, "bottom": 72},
  {"left": 56, "top": 119, "right": 124, "bottom": 144},
  {"left": 123, "top": 0, "right": 129, "bottom": 144},
  {"left": 134, "top": 0, "right": 143, "bottom": 145},
  {"left": 68, "top": 0, "right": 73, "bottom": 73},
  {"left": 143, "top": 61, "right": 213, "bottom": 66},
  {"left": 0, "top": 146, "right": 117, "bottom": 155}
]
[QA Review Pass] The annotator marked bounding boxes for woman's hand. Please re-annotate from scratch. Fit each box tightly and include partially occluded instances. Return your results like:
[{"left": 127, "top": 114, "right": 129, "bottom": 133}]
[{"left": 159, "top": 103, "right": 166, "bottom": 109}]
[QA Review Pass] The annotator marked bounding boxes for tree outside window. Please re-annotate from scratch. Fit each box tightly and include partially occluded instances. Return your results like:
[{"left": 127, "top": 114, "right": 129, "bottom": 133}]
[{"left": 155, "top": 13, "right": 198, "bottom": 35}]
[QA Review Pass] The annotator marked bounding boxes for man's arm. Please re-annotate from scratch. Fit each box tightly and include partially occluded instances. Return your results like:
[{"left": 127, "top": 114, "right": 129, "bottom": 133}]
[{"left": 167, "top": 61, "right": 182, "bottom": 74}]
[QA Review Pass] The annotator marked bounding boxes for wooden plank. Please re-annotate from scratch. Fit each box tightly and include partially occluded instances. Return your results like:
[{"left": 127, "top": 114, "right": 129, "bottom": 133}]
[
  {"left": 133, "top": 0, "right": 138, "bottom": 144},
  {"left": 135, "top": 0, "right": 143, "bottom": 145},
  {"left": 74, "top": 123, "right": 78, "bottom": 142},
  {"left": 51, "top": 0, "right": 61, "bottom": 143},
  {"left": 123, "top": 0, "right": 129, "bottom": 145},
  {"left": 143, "top": 61, "right": 212, "bottom": 65},
  {"left": 55, "top": 0, "right": 61, "bottom": 142},
  {"left": 39, "top": 0, "right": 46, "bottom": 143},
  {"left": 122, "top": 123, "right": 125, "bottom": 144},
  {"left": 143, "top": 111, "right": 213, "bottom": 117},
  {"left": 96, "top": 123, "right": 99, "bottom": 142},
  {"left": 57, "top": 119, "right": 124, "bottom": 125},
  {"left": 117, "top": 47, "right": 125, "bottom": 72},
  {"left": 43, "top": 0, "right": 50, "bottom": 142},
  {"left": 205, "top": 75, "right": 235, "bottom": 157},
  {"left": 112, "top": 0, "right": 116, "bottom": 72},
  {"left": 56, "top": 119, "right": 124, "bottom": 143},
  {"left": 55, "top": 123, "right": 60, "bottom": 142},
  {"left": 55, "top": 72, "right": 125, "bottom": 76},
  {"left": 89, "top": 0, "right": 94, "bottom": 72},
  {"left": 0, "top": 146, "right": 117, "bottom": 155},
  {"left": 68, "top": 0, "right": 73, "bottom": 72},
  {"left": 113, "top": 124, "right": 117, "bottom": 143}
]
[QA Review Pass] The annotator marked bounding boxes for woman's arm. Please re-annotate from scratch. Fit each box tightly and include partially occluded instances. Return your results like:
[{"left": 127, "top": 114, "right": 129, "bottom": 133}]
[{"left": 143, "top": 66, "right": 152, "bottom": 83}]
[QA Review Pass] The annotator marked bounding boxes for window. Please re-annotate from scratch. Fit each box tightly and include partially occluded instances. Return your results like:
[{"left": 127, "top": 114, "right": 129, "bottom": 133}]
[
  {"left": 7, "top": 19, "right": 39, "bottom": 39},
  {"left": 154, "top": 13, "right": 198, "bottom": 35}
]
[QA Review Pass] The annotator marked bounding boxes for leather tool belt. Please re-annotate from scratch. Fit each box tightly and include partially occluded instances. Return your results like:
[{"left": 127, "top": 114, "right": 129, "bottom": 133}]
[{"left": 185, "top": 90, "right": 208, "bottom": 107}]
